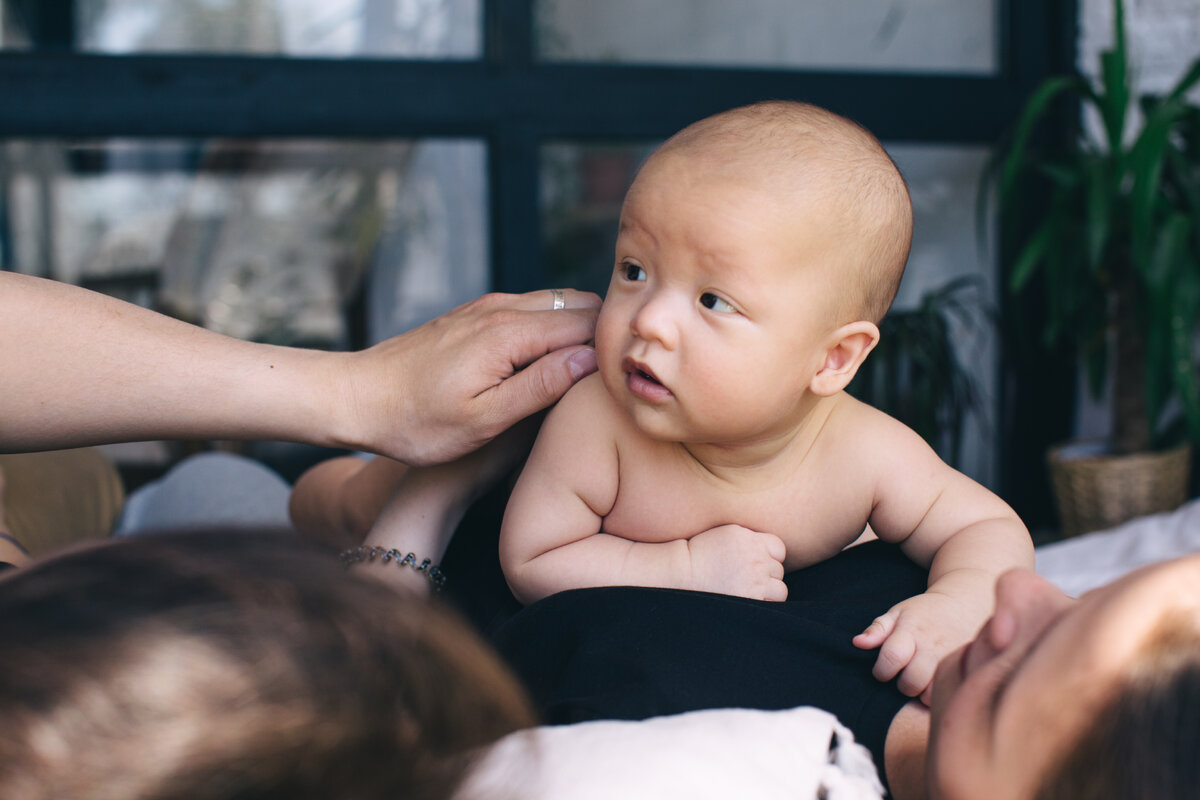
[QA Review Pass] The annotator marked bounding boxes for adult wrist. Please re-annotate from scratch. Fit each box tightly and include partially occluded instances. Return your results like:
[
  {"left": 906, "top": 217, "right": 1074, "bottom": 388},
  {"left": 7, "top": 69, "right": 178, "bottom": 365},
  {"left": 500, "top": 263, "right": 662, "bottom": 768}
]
[{"left": 341, "top": 545, "right": 446, "bottom": 590}]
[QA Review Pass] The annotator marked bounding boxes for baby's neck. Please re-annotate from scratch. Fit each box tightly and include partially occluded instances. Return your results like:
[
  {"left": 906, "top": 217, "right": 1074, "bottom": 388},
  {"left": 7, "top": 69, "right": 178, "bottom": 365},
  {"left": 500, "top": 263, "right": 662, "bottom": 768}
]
[{"left": 679, "top": 395, "right": 840, "bottom": 485}]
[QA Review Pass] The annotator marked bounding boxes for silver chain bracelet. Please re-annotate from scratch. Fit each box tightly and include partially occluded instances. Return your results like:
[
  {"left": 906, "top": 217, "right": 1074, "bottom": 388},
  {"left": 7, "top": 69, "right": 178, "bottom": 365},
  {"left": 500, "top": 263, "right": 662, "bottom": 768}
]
[{"left": 340, "top": 545, "right": 446, "bottom": 590}]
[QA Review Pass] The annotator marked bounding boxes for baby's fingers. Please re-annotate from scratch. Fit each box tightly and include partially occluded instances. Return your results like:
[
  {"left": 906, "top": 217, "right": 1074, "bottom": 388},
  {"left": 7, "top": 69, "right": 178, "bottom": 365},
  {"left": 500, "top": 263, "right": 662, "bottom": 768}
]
[
  {"left": 896, "top": 650, "right": 939, "bottom": 703},
  {"left": 852, "top": 610, "right": 897, "bottom": 650},
  {"left": 868, "top": 628, "right": 915, "bottom": 683},
  {"left": 762, "top": 578, "right": 788, "bottom": 602},
  {"left": 763, "top": 532, "right": 786, "bottom": 564}
]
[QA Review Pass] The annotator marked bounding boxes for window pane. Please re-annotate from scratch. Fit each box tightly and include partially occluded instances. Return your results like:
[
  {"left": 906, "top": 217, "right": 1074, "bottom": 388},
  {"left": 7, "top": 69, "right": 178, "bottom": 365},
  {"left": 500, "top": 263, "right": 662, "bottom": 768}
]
[
  {"left": 2, "top": 138, "right": 489, "bottom": 349},
  {"left": 72, "top": 0, "right": 481, "bottom": 58},
  {"left": 889, "top": 144, "right": 996, "bottom": 486},
  {"left": 541, "top": 142, "right": 654, "bottom": 296},
  {"left": 540, "top": 140, "right": 998, "bottom": 485},
  {"left": 537, "top": 0, "right": 998, "bottom": 75},
  {"left": 0, "top": 2, "right": 31, "bottom": 49}
]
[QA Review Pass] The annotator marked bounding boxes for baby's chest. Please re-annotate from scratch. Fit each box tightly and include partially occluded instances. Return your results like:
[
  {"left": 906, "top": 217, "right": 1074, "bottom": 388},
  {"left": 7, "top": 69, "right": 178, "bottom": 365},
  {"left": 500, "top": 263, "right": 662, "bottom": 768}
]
[{"left": 602, "top": 459, "right": 869, "bottom": 569}]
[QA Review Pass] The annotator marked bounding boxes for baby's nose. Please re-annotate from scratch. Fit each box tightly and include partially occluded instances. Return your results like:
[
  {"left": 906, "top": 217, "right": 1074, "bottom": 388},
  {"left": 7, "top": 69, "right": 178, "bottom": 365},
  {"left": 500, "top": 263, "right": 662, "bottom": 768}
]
[{"left": 630, "top": 294, "right": 679, "bottom": 350}]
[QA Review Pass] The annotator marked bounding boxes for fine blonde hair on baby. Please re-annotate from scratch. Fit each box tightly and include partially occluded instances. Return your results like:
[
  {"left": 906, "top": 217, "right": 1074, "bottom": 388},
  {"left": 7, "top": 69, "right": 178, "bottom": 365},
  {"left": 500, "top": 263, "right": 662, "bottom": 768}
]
[{"left": 656, "top": 100, "right": 913, "bottom": 325}]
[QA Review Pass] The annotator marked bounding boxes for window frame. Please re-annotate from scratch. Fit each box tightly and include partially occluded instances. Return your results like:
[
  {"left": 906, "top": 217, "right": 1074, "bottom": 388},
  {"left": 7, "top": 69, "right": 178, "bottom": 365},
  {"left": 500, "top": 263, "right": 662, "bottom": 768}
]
[{"left": 0, "top": 0, "right": 1079, "bottom": 521}]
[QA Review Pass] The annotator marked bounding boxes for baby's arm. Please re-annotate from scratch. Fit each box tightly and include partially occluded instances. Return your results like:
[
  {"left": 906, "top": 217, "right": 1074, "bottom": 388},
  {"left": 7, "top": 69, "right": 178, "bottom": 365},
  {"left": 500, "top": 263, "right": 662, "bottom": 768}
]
[
  {"left": 851, "top": 418, "right": 1033, "bottom": 703},
  {"left": 499, "top": 376, "right": 786, "bottom": 604}
]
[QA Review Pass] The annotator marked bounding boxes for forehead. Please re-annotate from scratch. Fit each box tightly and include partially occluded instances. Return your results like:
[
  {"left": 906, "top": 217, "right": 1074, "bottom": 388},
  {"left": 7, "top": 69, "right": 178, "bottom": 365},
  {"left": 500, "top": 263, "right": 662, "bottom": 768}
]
[{"left": 619, "top": 149, "right": 833, "bottom": 251}]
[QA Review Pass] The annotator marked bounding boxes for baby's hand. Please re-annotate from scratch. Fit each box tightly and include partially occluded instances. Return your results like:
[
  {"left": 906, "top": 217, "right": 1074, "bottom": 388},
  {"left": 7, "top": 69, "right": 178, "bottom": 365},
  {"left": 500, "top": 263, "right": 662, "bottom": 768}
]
[
  {"left": 852, "top": 591, "right": 982, "bottom": 705},
  {"left": 686, "top": 524, "right": 787, "bottom": 601}
]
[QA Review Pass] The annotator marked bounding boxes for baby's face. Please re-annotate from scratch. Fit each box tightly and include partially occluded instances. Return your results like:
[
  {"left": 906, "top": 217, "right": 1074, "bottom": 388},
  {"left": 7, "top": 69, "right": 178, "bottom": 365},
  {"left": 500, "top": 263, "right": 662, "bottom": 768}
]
[{"left": 595, "top": 151, "right": 848, "bottom": 446}]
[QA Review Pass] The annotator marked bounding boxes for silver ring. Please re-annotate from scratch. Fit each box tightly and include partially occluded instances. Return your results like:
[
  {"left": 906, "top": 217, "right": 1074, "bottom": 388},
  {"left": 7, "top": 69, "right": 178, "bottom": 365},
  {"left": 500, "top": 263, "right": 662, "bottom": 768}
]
[{"left": 551, "top": 289, "right": 566, "bottom": 310}]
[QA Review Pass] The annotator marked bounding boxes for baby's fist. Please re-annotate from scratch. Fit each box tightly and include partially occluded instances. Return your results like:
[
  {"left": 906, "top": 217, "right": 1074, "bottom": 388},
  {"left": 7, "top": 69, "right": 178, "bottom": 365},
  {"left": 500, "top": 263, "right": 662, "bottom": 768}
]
[{"left": 687, "top": 524, "right": 787, "bottom": 601}]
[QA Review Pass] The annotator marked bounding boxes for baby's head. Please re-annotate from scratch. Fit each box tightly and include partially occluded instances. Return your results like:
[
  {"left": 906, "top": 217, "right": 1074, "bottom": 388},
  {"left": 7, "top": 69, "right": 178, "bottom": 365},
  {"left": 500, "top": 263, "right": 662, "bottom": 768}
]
[
  {"left": 633, "top": 100, "right": 912, "bottom": 324},
  {"left": 595, "top": 101, "right": 913, "bottom": 445}
]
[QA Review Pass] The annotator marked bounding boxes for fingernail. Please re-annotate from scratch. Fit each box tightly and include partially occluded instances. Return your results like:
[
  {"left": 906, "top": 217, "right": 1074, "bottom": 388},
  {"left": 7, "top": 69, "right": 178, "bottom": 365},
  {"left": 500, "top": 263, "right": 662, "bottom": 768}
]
[{"left": 568, "top": 348, "right": 598, "bottom": 380}]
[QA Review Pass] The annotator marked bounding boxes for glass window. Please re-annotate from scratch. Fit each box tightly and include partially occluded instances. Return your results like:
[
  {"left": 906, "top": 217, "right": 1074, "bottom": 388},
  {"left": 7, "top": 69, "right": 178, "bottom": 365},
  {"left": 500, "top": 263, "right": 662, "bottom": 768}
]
[
  {"left": 541, "top": 141, "right": 654, "bottom": 296},
  {"left": 0, "top": 0, "right": 483, "bottom": 58},
  {"left": 889, "top": 144, "right": 996, "bottom": 485},
  {"left": 0, "top": 2, "right": 31, "bottom": 49},
  {"left": 537, "top": 0, "right": 998, "bottom": 75},
  {"left": 2, "top": 138, "right": 489, "bottom": 348}
]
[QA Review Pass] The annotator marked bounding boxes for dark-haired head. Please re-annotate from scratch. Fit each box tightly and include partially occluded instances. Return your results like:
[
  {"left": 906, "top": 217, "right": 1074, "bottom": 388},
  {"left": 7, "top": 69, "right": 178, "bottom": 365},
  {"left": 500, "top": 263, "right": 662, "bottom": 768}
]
[{"left": 0, "top": 531, "right": 534, "bottom": 800}]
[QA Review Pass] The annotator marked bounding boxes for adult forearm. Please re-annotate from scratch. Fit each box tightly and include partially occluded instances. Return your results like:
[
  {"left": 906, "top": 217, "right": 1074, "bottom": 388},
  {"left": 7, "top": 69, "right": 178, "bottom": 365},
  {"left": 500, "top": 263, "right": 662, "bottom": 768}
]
[
  {"left": 2, "top": 274, "right": 601, "bottom": 463},
  {"left": 289, "top": 456, "right": 405, "bottom": 548},
  {"left": 0, "top": 273, "right": 344, "bottom": 452}
]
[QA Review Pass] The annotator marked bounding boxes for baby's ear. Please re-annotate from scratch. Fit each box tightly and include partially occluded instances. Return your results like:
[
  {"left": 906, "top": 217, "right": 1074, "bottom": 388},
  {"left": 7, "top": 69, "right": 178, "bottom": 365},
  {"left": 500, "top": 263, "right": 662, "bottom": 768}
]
[{"left": 810, "top": 321, "right": 880, "bottom": 396}]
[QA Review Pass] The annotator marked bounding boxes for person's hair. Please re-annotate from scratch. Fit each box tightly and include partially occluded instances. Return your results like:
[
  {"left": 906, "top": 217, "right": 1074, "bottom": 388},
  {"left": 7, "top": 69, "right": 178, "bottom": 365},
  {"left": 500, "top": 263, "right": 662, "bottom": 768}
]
[
  {"left": 651, "top": 100, "right": 913, "bottom": 324},
  {"left": 0, "top": 530, "right": 535, "bottom": 800},
  {"left": 1035, "top": 611, "right": 1200, "bottom": 800}
]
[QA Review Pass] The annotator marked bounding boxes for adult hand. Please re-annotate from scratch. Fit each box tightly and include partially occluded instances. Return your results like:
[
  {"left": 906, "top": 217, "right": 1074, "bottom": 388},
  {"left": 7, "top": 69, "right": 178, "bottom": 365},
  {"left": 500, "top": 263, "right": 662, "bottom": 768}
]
[{"left": 337, "top": 289, "right": 600, "bottom": 465}]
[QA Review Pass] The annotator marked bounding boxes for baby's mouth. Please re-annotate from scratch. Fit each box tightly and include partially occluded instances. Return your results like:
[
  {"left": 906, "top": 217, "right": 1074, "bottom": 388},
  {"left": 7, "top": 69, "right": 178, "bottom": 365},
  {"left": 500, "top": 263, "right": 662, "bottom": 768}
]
[
  {"left": 624, "top": 359, "right": 672, "bottom": 393},
  {"left": 636, "top": 367, "right": 662, "bottom": 386},
  {"left": 625, "top": 359, "right": 663, "bottom": 386}
]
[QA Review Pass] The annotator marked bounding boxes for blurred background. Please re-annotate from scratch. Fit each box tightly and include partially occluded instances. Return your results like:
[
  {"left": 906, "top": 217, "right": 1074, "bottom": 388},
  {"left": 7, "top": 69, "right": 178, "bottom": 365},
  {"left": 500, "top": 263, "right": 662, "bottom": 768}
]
[{"left": 1, "top": 0, "right": 1196, "bottom": 532}]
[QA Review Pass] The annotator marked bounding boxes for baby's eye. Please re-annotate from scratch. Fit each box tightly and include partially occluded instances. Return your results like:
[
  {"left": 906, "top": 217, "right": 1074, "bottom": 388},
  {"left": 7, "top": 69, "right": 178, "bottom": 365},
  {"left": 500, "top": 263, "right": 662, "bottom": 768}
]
[
  {"left": 623, "top": 263, "right": 647, "bottom": 282},
  {"left": 700, "top": 292, "right": 736, "bottom": 313}
]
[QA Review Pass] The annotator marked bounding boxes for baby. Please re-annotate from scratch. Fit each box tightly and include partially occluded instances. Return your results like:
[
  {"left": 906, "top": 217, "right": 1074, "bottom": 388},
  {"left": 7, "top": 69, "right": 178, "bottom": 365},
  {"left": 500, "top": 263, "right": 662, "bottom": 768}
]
[{"left": 499, "top": 100, "right": 1033, "bottom": 700}]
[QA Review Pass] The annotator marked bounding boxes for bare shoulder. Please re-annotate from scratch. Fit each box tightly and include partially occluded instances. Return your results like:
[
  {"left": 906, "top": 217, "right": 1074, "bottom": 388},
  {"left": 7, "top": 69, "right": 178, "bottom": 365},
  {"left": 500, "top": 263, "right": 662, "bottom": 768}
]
[
  {"left": 547, "top": 372, "right": 617, "bottom": 419},
  {"left": 529, "top": 372, "right": 625, "bottom": 468},
  {"left": 824, "top": 393, "right": 941, "bottom": 469},
  {"left": 819, "top": 393, "right": 963, "bottom": 523},
  {"left": 540, "top": 372, "right": 619, "bottom": 432}
]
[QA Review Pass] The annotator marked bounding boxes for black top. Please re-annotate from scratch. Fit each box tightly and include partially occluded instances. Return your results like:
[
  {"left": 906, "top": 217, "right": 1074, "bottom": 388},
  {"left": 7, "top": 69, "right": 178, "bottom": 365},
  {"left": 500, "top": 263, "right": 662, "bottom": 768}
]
[{"left": 444, "top": 486, "right": 927, "bottom": 779}]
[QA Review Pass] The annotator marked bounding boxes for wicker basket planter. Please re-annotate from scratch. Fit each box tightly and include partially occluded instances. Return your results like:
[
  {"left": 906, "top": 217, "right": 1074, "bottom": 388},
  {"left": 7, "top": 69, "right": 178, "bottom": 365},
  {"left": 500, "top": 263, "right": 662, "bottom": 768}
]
[{"left": 1047, "top": 442, "right": 1192, "bottom": 539}]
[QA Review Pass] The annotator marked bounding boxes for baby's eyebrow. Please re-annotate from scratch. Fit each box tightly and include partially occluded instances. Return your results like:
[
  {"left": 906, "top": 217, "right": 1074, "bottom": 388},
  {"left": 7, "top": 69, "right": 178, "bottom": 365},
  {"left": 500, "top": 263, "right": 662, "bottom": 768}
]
[{"left": 616, "top": 215, "right": 659, "bottom": 248}]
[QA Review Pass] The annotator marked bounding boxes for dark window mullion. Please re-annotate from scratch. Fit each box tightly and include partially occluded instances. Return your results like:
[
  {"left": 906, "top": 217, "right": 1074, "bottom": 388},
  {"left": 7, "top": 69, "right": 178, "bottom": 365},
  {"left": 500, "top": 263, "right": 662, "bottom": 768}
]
[
  {"left": 484, "top": 0, "right": 533, "bottom": 66},
  {"left": 16, "top": 0, "right": 74, "bottom": 50},
  {"left": 489, "top": 125, "right": 542, "bottom": 293},
  {"left": 485, "top": 0, "right": 541, "bottom": 293}
]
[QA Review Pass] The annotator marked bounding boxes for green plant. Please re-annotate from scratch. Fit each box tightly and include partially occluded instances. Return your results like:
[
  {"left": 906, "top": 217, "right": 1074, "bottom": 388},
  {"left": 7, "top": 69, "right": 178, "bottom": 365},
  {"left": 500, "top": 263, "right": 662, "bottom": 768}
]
[
  {"left": 850, "top": 277, "right": 988, "bottom": 469},
  {"left": 987, "top": 0, "right": 1200, "bottom": 454}
]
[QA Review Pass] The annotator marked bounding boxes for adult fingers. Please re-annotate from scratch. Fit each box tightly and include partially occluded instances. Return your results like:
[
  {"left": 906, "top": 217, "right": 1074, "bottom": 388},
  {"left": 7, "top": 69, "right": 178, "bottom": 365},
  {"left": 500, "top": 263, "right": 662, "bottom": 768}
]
[
  {"left": 499, "top": 307, "right": 601, "bottom": 374},
  {"left": 491, "top": 288, "right": 603, "bottom": 313},
  {"left": 481, "top": 344, "right": 598, "bottom": 428}
]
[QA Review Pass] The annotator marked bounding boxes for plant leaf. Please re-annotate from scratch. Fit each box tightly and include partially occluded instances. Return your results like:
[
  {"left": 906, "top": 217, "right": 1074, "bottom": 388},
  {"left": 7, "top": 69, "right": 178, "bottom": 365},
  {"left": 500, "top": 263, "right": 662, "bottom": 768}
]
[
  {"left": 996, "top": 76, "right": 1089, "bottom": 206},
  {"left": 1129, "top": 101, "right": 1185, "bottom": 267},
  {"left": 1165, "top": 56, "right": 1200, "bottom": 103},
  {"left": 1083, "top": 157, "right": 1112, "bottom": 273},
  {"left": 1096, "top": 0, "right": 1131, "bottom": 152},
  {"left": 1008, "top": 217, "right": 1054, "bottom": 292},
  {"left": 1169, "top": 271, "right": 1200, "bottom": 443}
]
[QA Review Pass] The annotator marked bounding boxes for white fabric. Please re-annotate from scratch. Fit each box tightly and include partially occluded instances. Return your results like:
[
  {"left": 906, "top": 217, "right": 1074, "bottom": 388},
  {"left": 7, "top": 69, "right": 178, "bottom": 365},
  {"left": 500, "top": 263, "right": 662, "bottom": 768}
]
[
  {"left": 457, "top": 706, "right": 885, "bottom": 800},
  {"left": 1036, "top": 498, "right": 1200, "bottom": 597}
]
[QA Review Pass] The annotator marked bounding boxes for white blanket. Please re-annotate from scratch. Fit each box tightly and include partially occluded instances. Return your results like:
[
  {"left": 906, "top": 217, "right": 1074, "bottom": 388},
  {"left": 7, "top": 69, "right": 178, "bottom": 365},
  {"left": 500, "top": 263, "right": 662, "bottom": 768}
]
[
  {"left": 457, "top": 706, "right": 885, "bottom": 800},
  {"left": 1036, "top": 498, "right": 1200, "bottom": 597}
]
